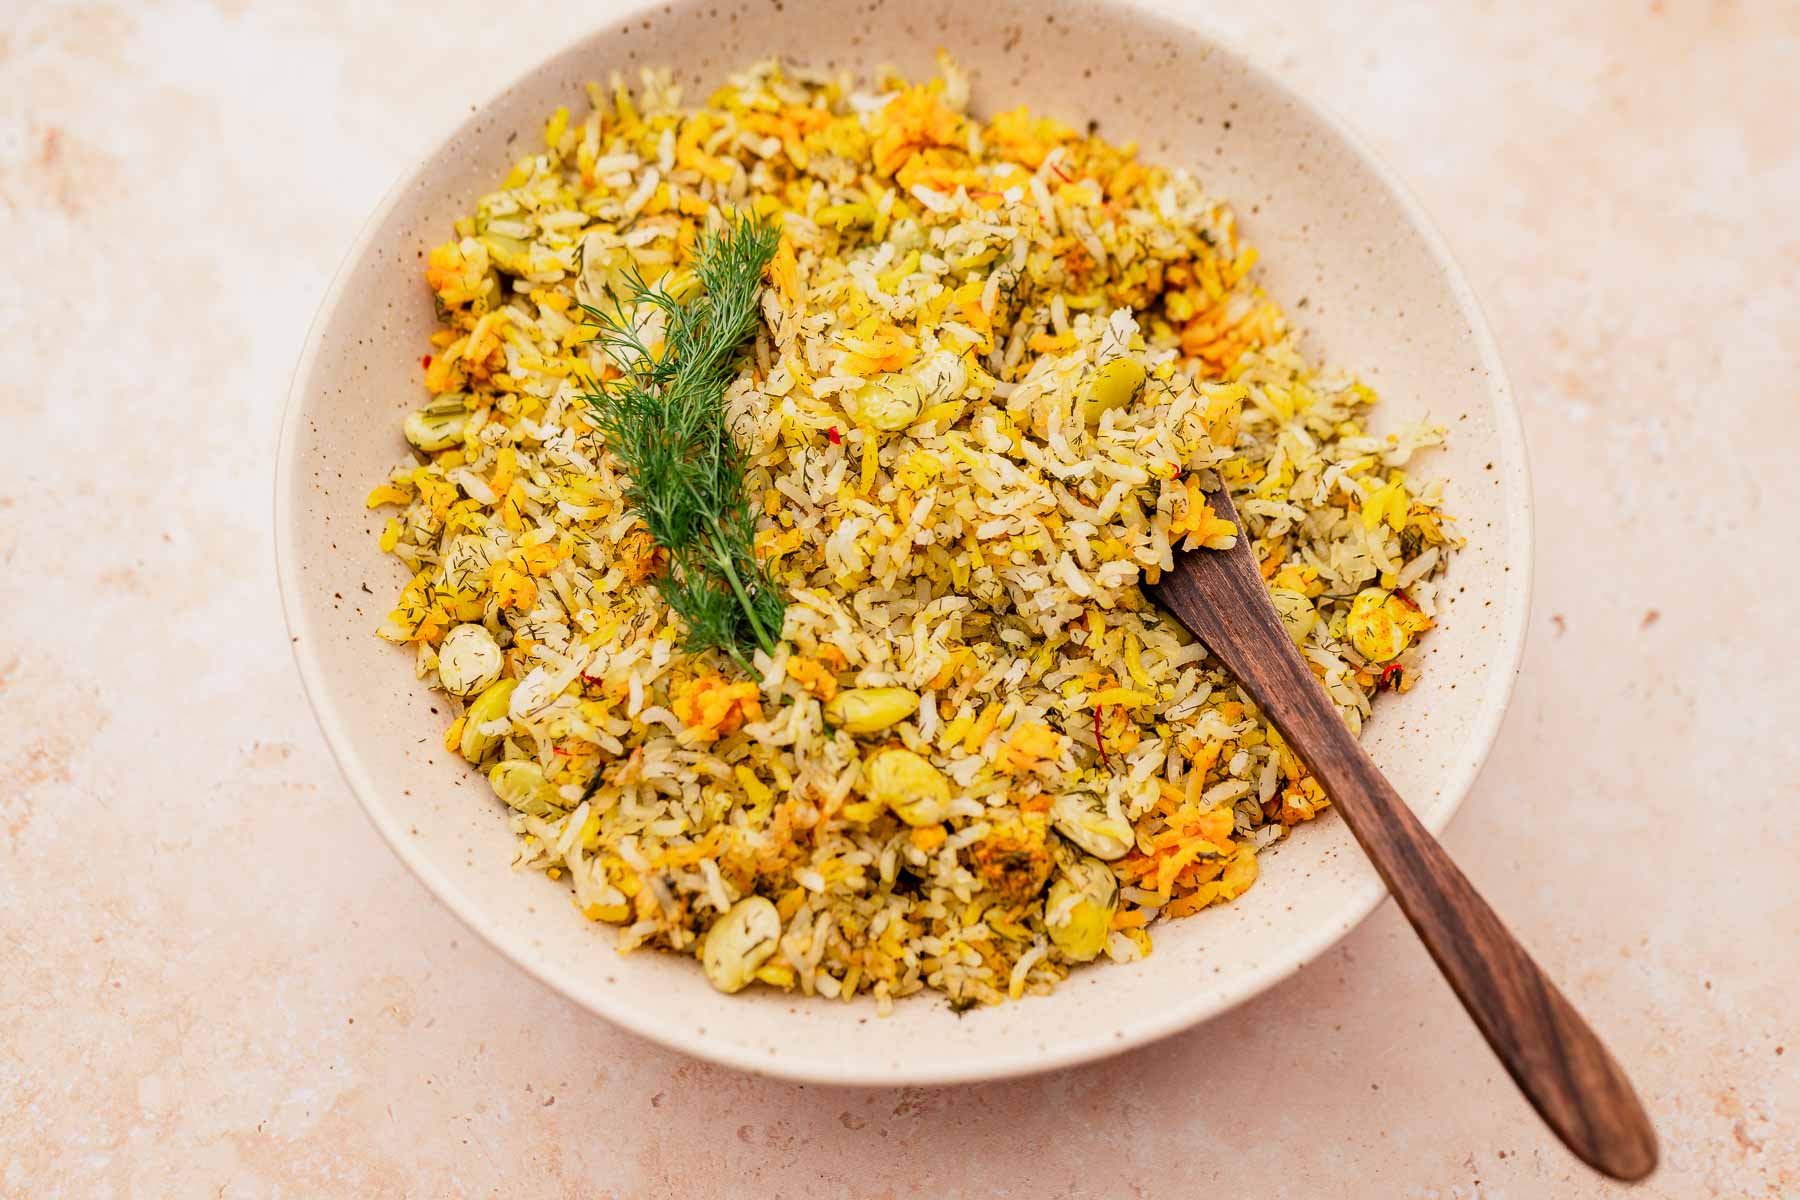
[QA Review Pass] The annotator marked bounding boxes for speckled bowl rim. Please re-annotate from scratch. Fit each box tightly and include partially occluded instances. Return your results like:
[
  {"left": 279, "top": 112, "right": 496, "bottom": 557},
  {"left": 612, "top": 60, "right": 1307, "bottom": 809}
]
[{"left": 276, "top": 4, "right": 1532, "bottom": 1085}]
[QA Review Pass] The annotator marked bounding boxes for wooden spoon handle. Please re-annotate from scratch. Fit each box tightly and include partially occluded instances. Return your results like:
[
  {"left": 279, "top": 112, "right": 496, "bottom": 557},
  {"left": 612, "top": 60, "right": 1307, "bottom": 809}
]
[
  {"left": 1300, "top": 711, "right": 1658, "bottom": 1181},
  {"left": 1151, "top": 564, "right": 1658, "bottom": 1181}
]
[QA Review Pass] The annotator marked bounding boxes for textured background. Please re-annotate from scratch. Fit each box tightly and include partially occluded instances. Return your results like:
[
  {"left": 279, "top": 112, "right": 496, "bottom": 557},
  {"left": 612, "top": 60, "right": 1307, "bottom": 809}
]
[{"left": 1, "top": 1, "right": 1795, "bottom": 1196}]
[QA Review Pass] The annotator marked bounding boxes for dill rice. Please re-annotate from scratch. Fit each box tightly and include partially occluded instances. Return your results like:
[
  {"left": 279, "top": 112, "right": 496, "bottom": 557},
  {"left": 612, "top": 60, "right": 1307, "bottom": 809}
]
[{"left": 365, "top": 55, "right": 1460, "bottom": 1010}]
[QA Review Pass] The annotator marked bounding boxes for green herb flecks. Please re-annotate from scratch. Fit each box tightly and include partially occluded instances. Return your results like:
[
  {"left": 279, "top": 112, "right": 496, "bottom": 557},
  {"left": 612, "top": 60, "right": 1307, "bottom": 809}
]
[{"left": 577, "top": 215, "right": 784, "bottom": 671}]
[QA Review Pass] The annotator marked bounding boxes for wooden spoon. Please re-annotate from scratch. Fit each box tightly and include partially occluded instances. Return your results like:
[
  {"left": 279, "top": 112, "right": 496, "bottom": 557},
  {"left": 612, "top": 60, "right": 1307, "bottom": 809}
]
[{"left": 1143, "top": 483, "right": 1657, "bottom": 1182}]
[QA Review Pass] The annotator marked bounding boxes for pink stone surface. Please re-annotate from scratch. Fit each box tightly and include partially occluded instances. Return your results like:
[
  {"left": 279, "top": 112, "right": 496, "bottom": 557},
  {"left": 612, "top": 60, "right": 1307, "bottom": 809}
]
[{"left": 0, "top": 1, "right": 1794, "bottom": 1196}]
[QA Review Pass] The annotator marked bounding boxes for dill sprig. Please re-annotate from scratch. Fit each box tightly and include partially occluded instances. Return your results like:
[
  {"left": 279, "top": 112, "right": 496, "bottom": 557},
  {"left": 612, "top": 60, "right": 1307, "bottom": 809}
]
[{"left": 577, "top": 215, "right": 785, "bottom": 671}]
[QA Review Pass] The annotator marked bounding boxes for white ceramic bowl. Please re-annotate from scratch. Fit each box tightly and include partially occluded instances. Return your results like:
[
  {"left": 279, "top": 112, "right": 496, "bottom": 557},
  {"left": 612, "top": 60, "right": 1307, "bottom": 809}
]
[{"left": 276, "top": 0, "right": 1531, "bottom": 1084}]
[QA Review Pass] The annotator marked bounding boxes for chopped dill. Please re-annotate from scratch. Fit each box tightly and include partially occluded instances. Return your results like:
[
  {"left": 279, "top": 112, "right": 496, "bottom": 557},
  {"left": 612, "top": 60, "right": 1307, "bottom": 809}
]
[{"left": 577, "top": 215, "right": 784, "bottom": 672}]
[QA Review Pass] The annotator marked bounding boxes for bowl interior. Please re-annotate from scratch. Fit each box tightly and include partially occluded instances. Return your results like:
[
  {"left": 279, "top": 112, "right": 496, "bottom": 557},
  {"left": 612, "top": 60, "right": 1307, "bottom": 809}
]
[{"left": 277, "top": 0, "right": 1530, "bottom": 1083}]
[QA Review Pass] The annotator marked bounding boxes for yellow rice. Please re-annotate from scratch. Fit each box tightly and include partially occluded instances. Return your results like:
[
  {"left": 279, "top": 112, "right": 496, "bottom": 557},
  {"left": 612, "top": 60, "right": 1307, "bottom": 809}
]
[{"left": 364, "top": 56, "right": 1457, "bottom": 1009}]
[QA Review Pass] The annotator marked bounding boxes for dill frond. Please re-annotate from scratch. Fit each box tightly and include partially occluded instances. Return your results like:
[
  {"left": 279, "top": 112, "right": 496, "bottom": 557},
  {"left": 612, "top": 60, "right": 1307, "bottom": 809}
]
[{"left": 578, "top": 214, "right": 784, "bottom": 669}]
